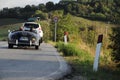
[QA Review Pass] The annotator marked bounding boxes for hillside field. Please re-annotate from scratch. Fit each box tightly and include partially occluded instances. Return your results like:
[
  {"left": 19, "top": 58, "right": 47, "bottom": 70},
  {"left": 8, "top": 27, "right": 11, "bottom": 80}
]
[{"left": 0, "top": 18, "right": 25, "bottom": 40}]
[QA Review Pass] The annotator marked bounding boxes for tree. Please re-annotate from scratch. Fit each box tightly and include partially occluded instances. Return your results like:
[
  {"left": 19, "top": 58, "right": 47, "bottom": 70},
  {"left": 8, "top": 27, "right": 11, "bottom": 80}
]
[
  {"left": 109, "top": 27, "right": 120, "bottom": 63},
  {"left": 56, "top": 14, "right": 78, "bottom": 41},
  {"left": 46, "top": 2, "right": 54, "bottom": 11},
  {"left": 24, "top": 5, "right": 32, "bottom": 12},
  {"left": 65, "top": 3, "right": 72, "bottom": 13},
  {"left": 31, "top": 5, "right": 38, "bottom": 11},
  {"left": 38, "top": 4, "right": 46, "bottom": 11},
  {"left": 32, "top": 10, "right": 47, "bottom": 20}
]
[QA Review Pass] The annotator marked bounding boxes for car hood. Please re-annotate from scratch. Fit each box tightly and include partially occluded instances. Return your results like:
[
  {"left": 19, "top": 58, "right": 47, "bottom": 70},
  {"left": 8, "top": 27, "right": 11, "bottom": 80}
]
[{"left": 8, "top": 31, "right": 40, "bottom": 40}]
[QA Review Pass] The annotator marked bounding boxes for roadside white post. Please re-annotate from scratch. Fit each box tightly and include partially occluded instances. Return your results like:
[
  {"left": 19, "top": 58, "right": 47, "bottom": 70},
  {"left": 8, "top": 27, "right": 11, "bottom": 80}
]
[
  {"left": 93, "top": 34, "right": 103, "bottom": 72},
  {"left": 64, "top": 35, "right": 67, "bottom": 44},
  {"left": 64, "top": 31, "right": 68, "bottom": 44},
  {"left": 53, "top": 16, "right": 58, "bottom": 42}
]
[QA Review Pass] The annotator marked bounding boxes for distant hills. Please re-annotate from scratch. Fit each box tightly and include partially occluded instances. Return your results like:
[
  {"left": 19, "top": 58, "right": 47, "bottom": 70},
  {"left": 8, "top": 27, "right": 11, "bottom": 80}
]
[{"left": 0, "top": 0, "right": 120, "bottom": 23}]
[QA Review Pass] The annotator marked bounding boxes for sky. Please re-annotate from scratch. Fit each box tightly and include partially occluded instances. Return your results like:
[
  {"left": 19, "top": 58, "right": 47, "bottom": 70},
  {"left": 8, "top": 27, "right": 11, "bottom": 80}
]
[{"left": 0, "top": 0, "right": 60, "bottom": 9}]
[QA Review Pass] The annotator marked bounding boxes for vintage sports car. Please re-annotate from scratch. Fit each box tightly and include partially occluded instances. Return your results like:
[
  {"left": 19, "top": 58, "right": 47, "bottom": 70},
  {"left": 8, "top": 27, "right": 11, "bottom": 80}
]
[{"left": 8, "top": 22, "right": 43, "bottom": 49}]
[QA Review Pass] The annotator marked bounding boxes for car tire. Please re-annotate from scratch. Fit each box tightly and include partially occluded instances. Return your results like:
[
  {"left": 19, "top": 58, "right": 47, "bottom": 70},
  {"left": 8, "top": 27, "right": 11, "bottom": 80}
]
[
  {"left": 39, "top": 38, "right": 43, "bottom": 46},
  {"left": 35, "top": 46, "right": 39, "bottom": 50},
  {"left": 40, "top": 38, "right": 43, "bottom": 43},
  {"left": 8, "top": 44, "right": 13, "bottom": 48},
  {"left": 39, "top": 40, "right": 41, "bottom": 46}
]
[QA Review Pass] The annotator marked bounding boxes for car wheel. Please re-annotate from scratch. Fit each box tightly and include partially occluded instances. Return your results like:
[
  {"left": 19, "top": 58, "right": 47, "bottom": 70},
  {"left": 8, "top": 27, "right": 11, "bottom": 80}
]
[
  {"left": 39, "top": 40, "right": 41, "bottom": 46},
  {"left": 8, "top": 44, "right": 13, "bottom": 48},
  {"left": 40, "top": 38, "right": 43, "bottom": 43},
  {"left": 35, "top": 46, "right": 39, "bottom": 50},
  {"left": 39, "top": 38, "right": 43, "bottom": 46}
]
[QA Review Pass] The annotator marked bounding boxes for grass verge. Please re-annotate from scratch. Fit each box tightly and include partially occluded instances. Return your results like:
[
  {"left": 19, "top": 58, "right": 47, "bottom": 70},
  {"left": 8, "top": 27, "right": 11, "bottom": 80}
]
[
  {"left": 0, "top": 18, "right": 25, "bottom": 41},
  {"left": 55, "top": 42, "right": 120, "bottom": 80}
]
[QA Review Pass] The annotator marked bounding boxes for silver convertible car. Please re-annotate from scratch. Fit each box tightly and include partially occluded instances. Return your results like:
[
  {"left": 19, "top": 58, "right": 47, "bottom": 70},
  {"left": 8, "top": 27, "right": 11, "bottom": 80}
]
[{"left": 8, "top": 22, "right": 43, "bottom": 49}]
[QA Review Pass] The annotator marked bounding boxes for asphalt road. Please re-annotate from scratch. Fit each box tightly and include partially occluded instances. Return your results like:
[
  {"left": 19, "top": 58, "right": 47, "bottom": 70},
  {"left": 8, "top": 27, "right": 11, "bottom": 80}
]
[{"left": 0, "top": 42, "right": 70, "bottom": 80}]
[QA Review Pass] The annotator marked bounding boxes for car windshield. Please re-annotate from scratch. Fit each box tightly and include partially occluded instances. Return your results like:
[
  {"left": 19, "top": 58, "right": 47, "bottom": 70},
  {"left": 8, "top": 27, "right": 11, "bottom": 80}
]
[{"left": 24, "top": 23, "right": 39, "bottom": 28}]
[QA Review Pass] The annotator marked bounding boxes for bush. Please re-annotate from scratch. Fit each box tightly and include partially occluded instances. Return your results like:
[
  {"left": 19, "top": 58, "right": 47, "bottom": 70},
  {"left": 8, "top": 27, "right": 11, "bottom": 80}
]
[
  {"left": 62, "top": 43, "right": 78, "bottom": 56},
  {"left": 90, "top": 12, "right": 106, "bottom": 21},
  {"left": 109, "top": 27, "right": 120, "bottom": 63},
  {"left": 33, "top": 10, "right": 48, "bottom": 20},
  {"left": 56, "top": 42, "right": 78, "bottom": 56},
  {"left": 96, "top": 13, "right": 106, "bottom": 20},
  {"left": 55, "top": 42, "right": 64, "bottom": 52},
  {"left": 37, "top": 20, "right": 52, "bottom": 42},
  {"left": 56, "top": 14, "right": 78, "bottom": 41},
  {"left": 56, "top": 42, "right": 92, "bottom": 59}
]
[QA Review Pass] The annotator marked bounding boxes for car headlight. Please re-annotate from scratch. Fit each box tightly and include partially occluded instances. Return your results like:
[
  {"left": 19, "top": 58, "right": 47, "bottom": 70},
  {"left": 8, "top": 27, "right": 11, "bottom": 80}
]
[{"left": 32, "top": 38, "right": 36, "bottom": 42}]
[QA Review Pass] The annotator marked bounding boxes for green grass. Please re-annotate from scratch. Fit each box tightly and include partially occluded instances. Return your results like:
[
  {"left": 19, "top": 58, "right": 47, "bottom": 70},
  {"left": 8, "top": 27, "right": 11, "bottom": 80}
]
[
  {"left": 0, "top": 18, "right": 24, "bottom": 40},
  {"left": 67, "top": 57, "right": 120, "bottom": 80},
  {"left": 56, "top": 42, "right": 120, "bottom": 80},
  {"left": 0, "top": 18, "right": 24, "bottom": 26},
  {"left": 56, "top": 42, "right": 92, "bottom": 58}
]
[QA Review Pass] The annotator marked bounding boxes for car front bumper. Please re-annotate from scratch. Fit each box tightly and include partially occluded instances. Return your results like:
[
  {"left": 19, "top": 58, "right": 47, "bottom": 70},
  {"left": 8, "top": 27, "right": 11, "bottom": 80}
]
[{"left": 8, "top": 39, "right": 39, "bottom": 46}]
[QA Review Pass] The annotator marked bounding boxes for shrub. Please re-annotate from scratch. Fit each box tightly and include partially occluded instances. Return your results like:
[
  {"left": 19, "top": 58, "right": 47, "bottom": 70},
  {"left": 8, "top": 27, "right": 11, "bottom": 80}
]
[
  {"left": 55, "top": 42, "right": 64, "bottom": 52},
  {"left": 37, "top": 20, "right": 52, "bottom": 42},
  {"left": 56, "top": 14, "right": 78, "bottom": 41},
  {"left": 56, "top": 42, "right": 78, "bottom": 56},
  {"left": 109, "top": 27, "right": 120, "bottom": 63},
  {"left": 62, "top": 43, "right": 78, "bottom": 56},
  {"left": 96, "top": 13, "right": 106, "bottom": 20},
  {"left": 90, "top": 12, "right": 106, "bottom": 21},
  {"left": 56, "top": 42, "right": 92, "bottom": 60},
  {"left": 32, "top": 10, "right": 48, "bottom": 20}
]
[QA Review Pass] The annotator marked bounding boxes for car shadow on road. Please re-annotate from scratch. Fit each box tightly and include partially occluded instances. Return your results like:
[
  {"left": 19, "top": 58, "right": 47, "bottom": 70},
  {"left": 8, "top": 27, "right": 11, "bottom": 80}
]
[{"left": 0, "top": 46, "right": 42, "bottom": 51}]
